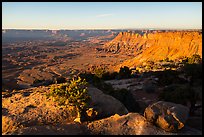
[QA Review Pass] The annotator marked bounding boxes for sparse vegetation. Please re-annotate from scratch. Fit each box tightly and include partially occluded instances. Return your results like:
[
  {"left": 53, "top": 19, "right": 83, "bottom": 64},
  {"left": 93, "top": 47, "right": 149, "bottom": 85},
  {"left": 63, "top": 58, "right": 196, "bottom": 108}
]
[
  {"left": 93, "top": 66, "right": 107, "bottom": 79},
  {"left": 118, "top": 66, "right": 132, "bottom": 79},
  {"left": 154, "top": 70, "right": 180, "bottom": 86},
  {"left": 79, "top": 71, "right": 141, "bottom": 112},
  {"left": 187, "top": 54, "right": 202, "bottom": 64},
  {"left": 46, "top": 76, "right": 91, "bottom": 122},
  {"left": 159, "top": 84, "right": 200, "bottom": 115}
]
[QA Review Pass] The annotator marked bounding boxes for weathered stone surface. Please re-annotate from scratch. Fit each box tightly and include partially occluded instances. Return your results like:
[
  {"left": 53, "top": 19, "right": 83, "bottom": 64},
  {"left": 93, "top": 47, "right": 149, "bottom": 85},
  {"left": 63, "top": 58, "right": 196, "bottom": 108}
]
[
  {"left": 144, "top": 101, "right": 189, "bottom": 132},
  {"left": 87, "top": 112, "right": 202, "bottom": 135},
  {"left": 87, "top": 86, "right": 128, "bottom": 119},
  {"left": 9, "top": 123, "right": 90, "bottom": 135},
  {"left": 2, "top": 86, "right": 78, "bottom": 134},
  {"left": 87, "top": 113, "right": 171, "bottom": 135},
  {"left": 2, "top": 85, "right": 201, "bottom": 135}
]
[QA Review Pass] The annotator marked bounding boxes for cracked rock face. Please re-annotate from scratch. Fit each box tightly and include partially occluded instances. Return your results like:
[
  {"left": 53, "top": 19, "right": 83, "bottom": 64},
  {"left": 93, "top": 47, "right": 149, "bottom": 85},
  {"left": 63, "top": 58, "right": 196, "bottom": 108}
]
[{"left": 144, "top": 101, "right": 189, "bottom": 132}]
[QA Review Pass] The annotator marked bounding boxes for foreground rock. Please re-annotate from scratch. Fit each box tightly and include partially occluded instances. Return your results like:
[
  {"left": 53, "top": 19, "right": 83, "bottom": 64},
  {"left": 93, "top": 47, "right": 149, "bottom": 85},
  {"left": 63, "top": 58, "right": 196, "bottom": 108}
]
[
  {"left": 144, "top": 101, "right": 189, "bottom": 132},
  {"left": 8, "top": 123, "right": 90, "bottom": 135},
  {"left": 88, "top": 113, "right": 169, "bottom": 135},
  {"left": 2, "top": 85, "right": 128, "bottom": 134},
  {"left": 2, "top": 86, "right": 76, "bottom": 135},
  {"left": 87, "top": 86, "right": 128, "bottom": 119},
  {"left": 87, "top": 113, "right": 201, "bottom": 135}
]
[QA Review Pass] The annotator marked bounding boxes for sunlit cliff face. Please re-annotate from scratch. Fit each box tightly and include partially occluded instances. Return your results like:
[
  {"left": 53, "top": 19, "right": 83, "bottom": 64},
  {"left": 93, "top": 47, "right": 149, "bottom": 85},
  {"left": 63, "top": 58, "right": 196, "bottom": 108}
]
[{"left": 103, "top": 31, "right": 202, "bottom": 70}]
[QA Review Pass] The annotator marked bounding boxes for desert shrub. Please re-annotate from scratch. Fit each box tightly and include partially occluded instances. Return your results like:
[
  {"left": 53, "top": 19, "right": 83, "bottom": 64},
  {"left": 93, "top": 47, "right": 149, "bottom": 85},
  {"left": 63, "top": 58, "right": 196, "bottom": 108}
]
[
  {"left": 79, "top": 70, "right": 141, "bottom": 112},
  {"left": 118, "top": 66, "right": 132, "bottom": 79},
  {"left": 154, "top": 70, "right": 180, "bottom": 86},
  {"left": 46, "top": 76, "right": 91, "bottom": 121},
  {"left": 182, "top": 63, "right": 202, "bottom": 81},
  {"left": 145, "top": 65, "right": 152, "bottom": 71},
  {"left": 159, "top": 84, "right": 187, "bottom": 105},
  {"left": 93, "top": 67, "right": 107, "bottom": 78},
  {"left": 101, "top": 72, "right": 119, "bottom": 80},
  {"left": 187, "top": 54, "right": 202, "bottom": 64},
  {"left": 163, "top": 57, "right": 170, "bottom": 62},
  {"left": 159, "top": 84, "right": 199, "bottom": 115}
]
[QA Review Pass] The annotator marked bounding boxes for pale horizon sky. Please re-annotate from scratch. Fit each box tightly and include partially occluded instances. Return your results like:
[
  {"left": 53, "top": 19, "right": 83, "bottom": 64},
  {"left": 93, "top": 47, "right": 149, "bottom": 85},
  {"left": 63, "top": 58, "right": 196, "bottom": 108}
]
[{"left": 2, "top": 2, "right": 202, "bottom": 30}]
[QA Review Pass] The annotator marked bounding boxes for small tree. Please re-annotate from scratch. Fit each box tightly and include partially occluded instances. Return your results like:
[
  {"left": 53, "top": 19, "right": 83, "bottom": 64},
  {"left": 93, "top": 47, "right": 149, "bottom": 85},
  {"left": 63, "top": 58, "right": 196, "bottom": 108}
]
[
  {"left": 47, "top": 76, "right": 91, "bottom": 122},
  {"left": 119, "top": 66, "right": 132, "bottom": 79}
]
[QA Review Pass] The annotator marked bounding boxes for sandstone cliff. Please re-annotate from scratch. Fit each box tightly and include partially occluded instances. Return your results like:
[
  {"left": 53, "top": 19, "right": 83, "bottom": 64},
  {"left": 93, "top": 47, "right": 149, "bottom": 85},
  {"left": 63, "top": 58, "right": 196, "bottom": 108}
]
[{"left": 102, "top": 31, "right": 202, "bottom": 70}]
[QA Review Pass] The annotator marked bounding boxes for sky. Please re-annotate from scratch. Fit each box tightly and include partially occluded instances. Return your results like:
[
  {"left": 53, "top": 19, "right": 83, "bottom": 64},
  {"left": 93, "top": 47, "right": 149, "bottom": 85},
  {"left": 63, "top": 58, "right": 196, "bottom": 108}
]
[{"left": 2, "top": 2, "right": 202, "bottom": 30}]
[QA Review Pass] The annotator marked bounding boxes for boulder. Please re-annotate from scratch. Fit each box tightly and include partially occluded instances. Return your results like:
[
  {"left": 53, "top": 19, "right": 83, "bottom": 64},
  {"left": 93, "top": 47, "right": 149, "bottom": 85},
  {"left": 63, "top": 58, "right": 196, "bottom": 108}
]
[
  {"left": 87, "top": 86, "right": 128, "bottom": 119},
  {"left": 87, "top": 113, "right": 171, "bottom": 135},
  {"left": 87, "top": 112, "right": 201, "bottom": 135},
  {"left": 144, "top": 101, "right": 189, "bottom": 132}
]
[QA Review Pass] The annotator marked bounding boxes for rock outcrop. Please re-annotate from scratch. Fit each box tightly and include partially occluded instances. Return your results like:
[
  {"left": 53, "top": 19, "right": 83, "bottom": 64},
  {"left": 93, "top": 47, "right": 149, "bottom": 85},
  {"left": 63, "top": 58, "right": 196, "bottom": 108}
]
[
  {"left": 2, "top": 86, "right": 76, "bottom": 135},
  {"left": 144, "top": 101, "right": 190, "bottom": 132},
  {"left": 87, "top": 113, "right": 201, "bottom": 135},
  {"left": 7, "top": 123, "right": 90, "bottom": 135},
  {"left": 87, "top": 113, "right": 170, "bottom": 135},
  {"left": 103, "top": 31, "right": 202, "bottom": 71},
  {"left": 102, "top": 32, "right": 149, "bottom": 55},
  {"left": 2, "top": 85, "right": 128, "bottom": 134},
  {"left": 2, "top": 86, "right": 201, "bottom": 135},
  {"left": 87, "top": 86, "right": 128, "bottom": 119}
]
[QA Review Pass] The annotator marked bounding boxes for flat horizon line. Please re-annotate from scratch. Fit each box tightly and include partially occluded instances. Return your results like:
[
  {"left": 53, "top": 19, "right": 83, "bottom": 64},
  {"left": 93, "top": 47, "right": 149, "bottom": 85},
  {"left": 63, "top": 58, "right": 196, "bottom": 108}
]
[{"left": 2, "top": 28, "right": 202, "bottom": 31}]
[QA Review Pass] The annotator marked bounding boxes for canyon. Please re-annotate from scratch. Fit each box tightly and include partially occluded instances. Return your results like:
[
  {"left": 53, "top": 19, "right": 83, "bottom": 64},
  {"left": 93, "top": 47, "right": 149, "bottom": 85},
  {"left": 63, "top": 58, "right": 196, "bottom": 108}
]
[{"left": 2, "top": 29, "right": 202, "bottom": 135}]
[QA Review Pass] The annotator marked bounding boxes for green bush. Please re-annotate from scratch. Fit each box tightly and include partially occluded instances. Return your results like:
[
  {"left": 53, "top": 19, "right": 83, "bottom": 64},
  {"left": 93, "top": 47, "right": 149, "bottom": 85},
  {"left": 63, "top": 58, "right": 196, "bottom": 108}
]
[
  {"left": 159, "top": 84, "right": 189, "bottom": 105},
  {"left": 188, "top": 54, "right": 202, "bottom": 64},
  {"left": 154, "top": 70, "right": 179, "bottom": 86},
  {"left": 118, "top": 66, "right": 132, "bottom": 79},
  {"left": 182, "top": 63, "right": 202, "bottom": 80},
  {"left": 159, "top": 84, "right": 200, "bottom": 115},
  {"left": 46, "top": 76, "right": 91, "bottom": 121},
  {"left": 93, "top": 67, "right": 107, "bottom": 78},
  {"left": 101, "top": 72, "right": 119, "bottom": 80},
  {"left": 163, "top": 57, "right": 170, "bottom": 62}
]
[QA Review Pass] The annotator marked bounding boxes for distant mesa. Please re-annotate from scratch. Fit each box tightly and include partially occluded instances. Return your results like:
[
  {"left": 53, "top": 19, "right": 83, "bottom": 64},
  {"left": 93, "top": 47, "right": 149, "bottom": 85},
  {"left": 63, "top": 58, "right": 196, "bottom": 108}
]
[{"left": 101, "top": 31, "right": 202, "bottom": 70}]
